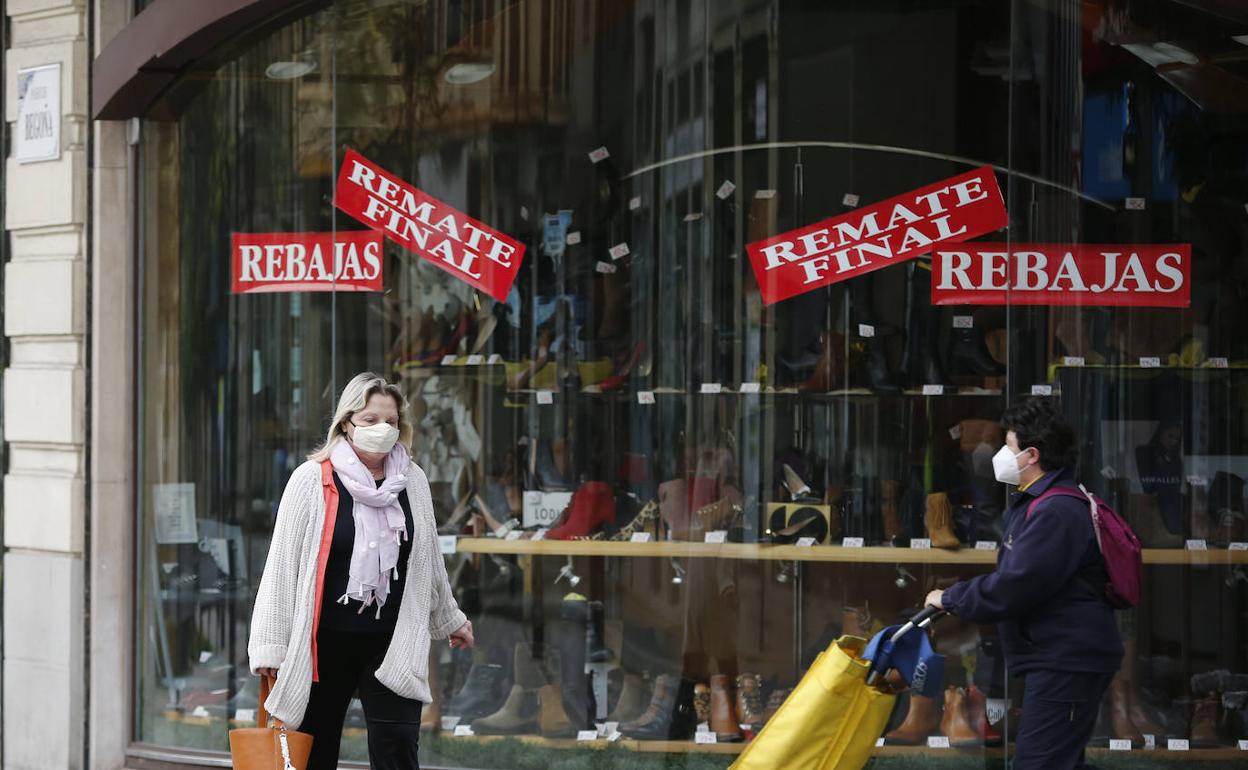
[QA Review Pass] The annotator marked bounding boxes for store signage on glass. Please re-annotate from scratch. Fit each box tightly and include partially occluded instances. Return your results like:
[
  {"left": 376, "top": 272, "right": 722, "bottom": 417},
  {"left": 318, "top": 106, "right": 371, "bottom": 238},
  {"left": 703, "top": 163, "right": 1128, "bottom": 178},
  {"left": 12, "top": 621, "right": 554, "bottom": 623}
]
[
  {"left": 930, "top": 244, "right": 1190, "bottom": 307},
  {"left": 335, "top": 149, "right": 525, "bottom": 300},
  {"left": 231, "top": 231, "right": 384, "bottom": 294},
  {"left": 745, "top": 165, "right": 1007, "bottom": 304}
]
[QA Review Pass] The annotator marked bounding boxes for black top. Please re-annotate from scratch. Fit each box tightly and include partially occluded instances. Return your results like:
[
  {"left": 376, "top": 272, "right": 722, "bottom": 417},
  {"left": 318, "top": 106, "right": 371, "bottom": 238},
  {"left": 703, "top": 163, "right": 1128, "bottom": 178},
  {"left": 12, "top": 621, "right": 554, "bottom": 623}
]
[{"left": 319, "top": 472, "right": 414, "bottom": 632}]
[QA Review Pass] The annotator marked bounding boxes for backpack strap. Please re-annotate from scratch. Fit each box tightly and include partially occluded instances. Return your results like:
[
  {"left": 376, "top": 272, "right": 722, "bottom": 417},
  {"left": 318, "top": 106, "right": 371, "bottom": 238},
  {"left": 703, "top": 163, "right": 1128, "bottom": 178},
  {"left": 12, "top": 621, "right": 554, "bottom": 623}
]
[{"left": 1025, "top": 485, "right": 1089, "bottom": 520}]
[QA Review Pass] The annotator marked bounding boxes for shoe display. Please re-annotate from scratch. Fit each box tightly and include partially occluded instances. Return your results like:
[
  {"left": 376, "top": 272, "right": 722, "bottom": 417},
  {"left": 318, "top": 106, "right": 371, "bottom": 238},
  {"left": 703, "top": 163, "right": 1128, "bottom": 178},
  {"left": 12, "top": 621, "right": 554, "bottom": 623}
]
[
  {"left": 763, "top": 688, "right": 791, "bottom": 724},
  {"left": 939, "top": 687, "right": 980, "bottom": 747},
  {"left": 798, "top": 332, "right": 847, "bottom": 392},
  {"left": 1190, "top": 691, "right": 1220, "bottom": 747},
  {"left": 964, "top": 685, "right": 1002, "bottom": 746},
  {"left": 1210, "top": 471, "right": 1246, "bottom": 546},
  {"left": 1109, "top": 678, "right": 1145, "bottom": 744},
  {"left": 884, "top": 692, "right": 939, "bottom": 745},
  {"left": 587, "top": 601, "right": 611, "bottom": 664},
  {"left": 539, "top": 683, "right": 576, "bottom": 738},
  {"left": 610, "top": 500, "right": 659, "bottom": 541},
  {"left": 925, "top": 493, "right": 960, "bottom": 548},
  {"left": 608, "top": 673, "right": 649, "bottom": 724},
  {"left": 472, "top": 684, "right": 539, "bottom": 734},
  {"left": 709, "top": 674, "right": 743, "bottom": 742},
  {"left": 735, "top": 673, "right": 765, "bottom": 730},
  {"left": 782, "top": 464, "right": 818, "bottom": 502},
  {"left": 619, "top": 675, "right": 697, "bottom": 740},
  {"left": 880, "top": 479, "right": 902, "bottom": 543},
  {"left": 444, "top": 661, "right": 508, "bottom": 722},
  {"left": 547, "top": 482, "right": 616, "bottom": 540},
  {"left": 948, "top": 326, "right": 1006, "bottom": 377},
  {"left": 767, "top": 503, "right": 830, "bottom": 544},
  {"left": 693, "top": 682, "right": 711, "bottom": 724},
  {"left": 557, "top": 595, "right": 595, "bottom": 731}
]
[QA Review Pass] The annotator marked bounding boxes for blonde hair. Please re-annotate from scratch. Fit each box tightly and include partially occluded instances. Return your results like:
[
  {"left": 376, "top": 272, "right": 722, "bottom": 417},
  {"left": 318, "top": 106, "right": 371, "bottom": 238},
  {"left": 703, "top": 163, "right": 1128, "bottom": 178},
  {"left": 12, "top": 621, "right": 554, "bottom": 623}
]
[{"left": 308, "top": 372, "right": 415, "bottom": 461}]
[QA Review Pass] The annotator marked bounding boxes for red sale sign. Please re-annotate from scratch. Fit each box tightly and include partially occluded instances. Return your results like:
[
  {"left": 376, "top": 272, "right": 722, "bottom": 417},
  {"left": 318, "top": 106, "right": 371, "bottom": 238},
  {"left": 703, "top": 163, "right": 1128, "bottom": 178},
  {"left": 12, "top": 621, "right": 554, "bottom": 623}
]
[
  {"left": 231, "top": 231, "right": 384, "bottom": 294},
  {"left": 334, "top": 149, "right": 525, "bottom": 300},
  {"left": 931, "top": 244, "right": 1191, "bottom": 307},
  {"left": 746, "top": 166, "right": 1008, "bottom": 304}
]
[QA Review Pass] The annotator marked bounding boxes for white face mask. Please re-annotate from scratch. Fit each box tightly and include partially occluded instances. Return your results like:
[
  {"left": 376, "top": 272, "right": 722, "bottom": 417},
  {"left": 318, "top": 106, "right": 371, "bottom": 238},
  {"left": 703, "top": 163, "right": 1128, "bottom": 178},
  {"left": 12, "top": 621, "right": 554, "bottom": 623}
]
[
  {"left": 992, "top": 446, "right": 1030, "bottom": 485},
  {"left": 349, "top": 421, "right": 400, "bottom": 454}
]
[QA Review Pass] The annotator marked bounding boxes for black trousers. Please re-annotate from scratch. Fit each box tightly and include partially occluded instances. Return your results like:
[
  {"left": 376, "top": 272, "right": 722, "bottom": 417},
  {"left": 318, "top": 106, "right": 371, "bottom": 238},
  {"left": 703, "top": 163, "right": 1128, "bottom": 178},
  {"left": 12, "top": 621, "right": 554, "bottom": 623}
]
[
  {"left": 300, "top": 629, "right": 423, "bottom": 770},
  {"left": 1014, "top": 669, "right": 1114, "bottom": 770}
]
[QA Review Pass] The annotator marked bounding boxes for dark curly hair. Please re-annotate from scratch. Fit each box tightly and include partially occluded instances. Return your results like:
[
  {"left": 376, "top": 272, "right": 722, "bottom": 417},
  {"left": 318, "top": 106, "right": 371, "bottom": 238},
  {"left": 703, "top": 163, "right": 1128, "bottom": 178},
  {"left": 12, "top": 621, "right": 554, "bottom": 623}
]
[{"left": 1001, "top": 397, "right": 1078, "bottom": 472}]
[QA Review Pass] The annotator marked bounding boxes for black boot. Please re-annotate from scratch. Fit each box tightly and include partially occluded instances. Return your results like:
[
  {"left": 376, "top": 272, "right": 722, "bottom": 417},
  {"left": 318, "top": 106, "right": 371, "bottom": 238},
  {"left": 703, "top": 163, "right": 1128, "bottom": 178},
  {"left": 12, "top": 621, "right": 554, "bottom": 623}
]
[
  {"left": 557, "top": 596, "right": 596, "bottom": 730},
  {"left": 864, "top": 342, "right": 900, "bottom": 394},
  {"left": 587, "top": 601, "right": 611, "bottom": 664},
  {"left": 445, "top": 662, "right": 509, "bottom": 721},
  {"left": 622, "top": 676, "right": 697, "bottom": 740},
  {"left": 900, "top": 263, "right": 946, "bottom": 386},
  {"left": 948, "top": 327, "right": 1006, "bottom": 377}
]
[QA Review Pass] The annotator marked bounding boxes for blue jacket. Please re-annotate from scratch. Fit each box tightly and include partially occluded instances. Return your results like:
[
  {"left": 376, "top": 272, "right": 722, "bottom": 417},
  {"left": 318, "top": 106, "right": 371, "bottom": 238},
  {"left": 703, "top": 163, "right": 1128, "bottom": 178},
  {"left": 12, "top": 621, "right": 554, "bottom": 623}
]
[{"left": 941, "top": 468, "right": 1124, "bottom": 674}]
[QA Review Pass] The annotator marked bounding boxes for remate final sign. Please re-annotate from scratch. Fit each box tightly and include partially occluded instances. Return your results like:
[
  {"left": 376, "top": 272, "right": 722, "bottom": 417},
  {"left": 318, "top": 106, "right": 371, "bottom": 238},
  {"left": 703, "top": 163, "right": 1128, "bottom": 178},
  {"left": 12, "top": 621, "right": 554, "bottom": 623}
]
[
  {"left": 745, "top": 166, "right": 1008, "bottom": 305},
  {"left": 335, "top": 149, "right": 525, "bottom": 300},
  {"left": 931, "top": 244, "right": 1191, "bottom": 307}
]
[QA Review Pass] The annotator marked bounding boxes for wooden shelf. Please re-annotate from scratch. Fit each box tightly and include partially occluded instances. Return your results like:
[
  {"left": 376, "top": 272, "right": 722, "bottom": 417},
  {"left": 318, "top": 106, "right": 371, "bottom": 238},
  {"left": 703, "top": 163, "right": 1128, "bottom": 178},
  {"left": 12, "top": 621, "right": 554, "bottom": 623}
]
[
  {"left": 451, "top": 537, "right": 1248, "bottom": 565},
  {"left": 436, "top": 734, "right": 1248, "bottom": 760}
]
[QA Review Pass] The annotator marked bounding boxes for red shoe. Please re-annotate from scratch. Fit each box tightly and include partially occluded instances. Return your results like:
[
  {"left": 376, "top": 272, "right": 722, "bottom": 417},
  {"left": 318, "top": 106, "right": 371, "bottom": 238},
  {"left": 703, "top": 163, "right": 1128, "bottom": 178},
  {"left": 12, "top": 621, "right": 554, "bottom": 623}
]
[
  {"left": 966, "top": 685, "right": 1003, "bottom": 747},
  {"left": 547, "top": 482, "right": 617, "bottom": 540},
  {"left": 598, "top": 342, "right": 646, "bottom": 392}
]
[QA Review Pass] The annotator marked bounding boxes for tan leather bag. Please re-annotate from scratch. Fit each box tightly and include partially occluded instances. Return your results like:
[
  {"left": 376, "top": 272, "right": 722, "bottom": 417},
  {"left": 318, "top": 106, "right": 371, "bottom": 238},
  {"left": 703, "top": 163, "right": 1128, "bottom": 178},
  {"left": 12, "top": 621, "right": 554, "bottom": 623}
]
[{"left": 228, "top": 676, "right": 314, "bottom": 770}]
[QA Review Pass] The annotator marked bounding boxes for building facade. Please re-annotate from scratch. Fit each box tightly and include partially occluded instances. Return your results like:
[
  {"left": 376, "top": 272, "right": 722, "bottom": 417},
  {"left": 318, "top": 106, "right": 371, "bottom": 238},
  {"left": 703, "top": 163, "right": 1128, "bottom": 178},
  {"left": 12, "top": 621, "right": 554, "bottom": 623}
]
[{"left": 3, "top": 0, "right": 1248, "bottom": 768}]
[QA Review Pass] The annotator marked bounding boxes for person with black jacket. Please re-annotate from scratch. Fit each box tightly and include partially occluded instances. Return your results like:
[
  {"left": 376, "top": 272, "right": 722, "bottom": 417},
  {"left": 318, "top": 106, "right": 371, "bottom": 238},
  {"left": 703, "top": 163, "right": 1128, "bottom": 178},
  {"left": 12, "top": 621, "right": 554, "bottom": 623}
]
[{"left": 926, "top": 398, "right": 1123, "bottom": 770}]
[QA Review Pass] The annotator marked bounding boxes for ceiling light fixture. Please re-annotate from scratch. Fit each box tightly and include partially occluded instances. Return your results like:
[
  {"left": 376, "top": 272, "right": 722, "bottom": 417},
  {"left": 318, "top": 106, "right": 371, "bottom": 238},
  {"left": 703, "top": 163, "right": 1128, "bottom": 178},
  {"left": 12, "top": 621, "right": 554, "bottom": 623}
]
[
  {"left": 265, "top": 58, "right": 317, "bottom": 80},
  {"left": 1233, "top": 34, "right": 1248, "bottom": 47},
  {"left": 444, "top": 61, "right": 495, "bottom": 85}
]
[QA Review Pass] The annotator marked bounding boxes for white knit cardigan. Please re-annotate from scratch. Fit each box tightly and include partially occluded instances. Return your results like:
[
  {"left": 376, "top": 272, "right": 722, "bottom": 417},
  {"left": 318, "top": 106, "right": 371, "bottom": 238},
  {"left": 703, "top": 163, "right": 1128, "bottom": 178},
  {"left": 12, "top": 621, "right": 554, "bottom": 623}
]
[{"left": 248, "top": 458, "right": 467, "bottom": 729}]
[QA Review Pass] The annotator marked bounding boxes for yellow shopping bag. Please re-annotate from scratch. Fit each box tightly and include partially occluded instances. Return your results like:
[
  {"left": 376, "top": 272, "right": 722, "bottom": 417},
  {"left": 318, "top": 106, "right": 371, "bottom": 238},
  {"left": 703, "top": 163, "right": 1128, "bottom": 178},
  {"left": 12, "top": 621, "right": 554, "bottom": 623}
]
[{"left": 731, "top": 636, "right": 896, "bottom": 770}]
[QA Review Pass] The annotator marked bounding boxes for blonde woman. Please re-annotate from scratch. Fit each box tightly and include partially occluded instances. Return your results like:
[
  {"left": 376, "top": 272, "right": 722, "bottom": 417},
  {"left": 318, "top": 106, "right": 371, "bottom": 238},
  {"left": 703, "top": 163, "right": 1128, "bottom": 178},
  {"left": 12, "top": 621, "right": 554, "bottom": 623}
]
[{"left": 249, "top": 373, "right": 474, "bottom": 770}]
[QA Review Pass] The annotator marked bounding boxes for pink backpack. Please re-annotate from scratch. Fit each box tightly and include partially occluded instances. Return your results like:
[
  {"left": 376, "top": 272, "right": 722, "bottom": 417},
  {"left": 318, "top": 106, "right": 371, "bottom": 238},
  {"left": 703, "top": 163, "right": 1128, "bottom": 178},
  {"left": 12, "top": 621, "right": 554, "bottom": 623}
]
[{"left": 1027, "top": 484, "right": 1142, "bottom": 609}]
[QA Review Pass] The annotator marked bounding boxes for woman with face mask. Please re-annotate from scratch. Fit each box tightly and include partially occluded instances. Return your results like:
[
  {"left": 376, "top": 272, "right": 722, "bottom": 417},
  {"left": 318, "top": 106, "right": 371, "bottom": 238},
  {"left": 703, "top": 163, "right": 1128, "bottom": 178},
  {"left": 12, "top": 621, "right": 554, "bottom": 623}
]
[
  {"left": 925, "top": 397, "right": 1123, "bottom": 770},
  {"left": 249, "top": 373, "right": 474, "bottom": 770}
]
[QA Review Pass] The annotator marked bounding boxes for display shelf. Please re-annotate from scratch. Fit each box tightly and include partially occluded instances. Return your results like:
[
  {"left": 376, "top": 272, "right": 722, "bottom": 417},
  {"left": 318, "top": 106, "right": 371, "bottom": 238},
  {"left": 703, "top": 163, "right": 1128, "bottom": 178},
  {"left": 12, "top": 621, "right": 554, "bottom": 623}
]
[{"left": 451, "top": 538, "right": 1248, "bottom": 565}]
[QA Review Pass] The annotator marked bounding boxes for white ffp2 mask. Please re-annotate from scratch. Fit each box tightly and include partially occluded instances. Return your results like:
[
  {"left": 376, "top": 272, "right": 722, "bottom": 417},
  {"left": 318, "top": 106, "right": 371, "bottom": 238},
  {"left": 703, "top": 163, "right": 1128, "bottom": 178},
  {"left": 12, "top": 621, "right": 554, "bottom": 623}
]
[
  {"left": 350, "top": 422, "right": 400, "bottom": 454},
  {"left": 992, "top": 446, "right": 1029, "bottom": 485}
]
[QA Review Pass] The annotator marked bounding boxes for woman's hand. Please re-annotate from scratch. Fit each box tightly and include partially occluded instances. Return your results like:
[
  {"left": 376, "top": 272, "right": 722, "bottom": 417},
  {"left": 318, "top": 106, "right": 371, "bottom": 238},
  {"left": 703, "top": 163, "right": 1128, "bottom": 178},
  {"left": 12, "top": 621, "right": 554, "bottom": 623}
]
[
  {"left": 449, "top": 620, "right": 475, "bottom": 649},
  {"left": 925, "top": 589, "right": 945, "bottom": 610},
  {"left": 258, "top": 667, "right": 278, "bottom": 679}
]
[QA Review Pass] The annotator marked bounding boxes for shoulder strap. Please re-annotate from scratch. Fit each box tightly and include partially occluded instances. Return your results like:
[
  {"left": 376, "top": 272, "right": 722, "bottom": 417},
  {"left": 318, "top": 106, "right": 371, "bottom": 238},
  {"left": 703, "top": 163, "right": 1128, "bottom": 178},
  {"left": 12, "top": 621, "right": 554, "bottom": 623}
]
[{"left": 1025, "top": 485, "right": 1088, "bottom": 520}]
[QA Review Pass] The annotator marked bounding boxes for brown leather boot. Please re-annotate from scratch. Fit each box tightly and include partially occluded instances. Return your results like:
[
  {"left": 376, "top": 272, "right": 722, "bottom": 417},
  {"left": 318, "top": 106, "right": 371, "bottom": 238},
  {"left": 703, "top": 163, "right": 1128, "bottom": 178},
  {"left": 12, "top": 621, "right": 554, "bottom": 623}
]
[
  {"left": 824, "top": 482, "right": 844, "bottom": 540},
  {"left": 620, "top": 675, "right": 671, "bottom": 733},
  {"left": 1127, "top": 682, "right": 1166, "bottom": 737},
  {"left": 965, "top": 685, "right": 1002, "bottom": 746},
  {"left": 735, "top": 673, "right": 765, "bottom": 730},
  {"left": 709, "top": 674, "right": 742, "bottom": 742},
  {"left": 693, "top": 682, "right": 711, "bottom": 724},
  {"left": 1190, "top": 692, "right": 1220, "bottom": 747},
  {"left": 925, "top": 493, "right": 960, "bottom": 548},
  {"left": 940, "top": 687, "right": 980, "bottom": 747},
  {"left": 607, "top": 672, "right": 648, "bottom": 723},
  {"left": 539, "top": 683, "right": 575, "bottom": 738},
  {"left": 763, "top": 688, "right": 790, "bottom": 724},
  {"left": 884, "top": 693, "right": 940, "bottom": 745},
  {"left": 880, "top": 479, "right": 902, "bottom": 543},
  {"left": 799, "top": 332, "right": 846, "bottom": 392},
  {"left": 1110, "top": 678, "right": 1144, "bottom": 744}
]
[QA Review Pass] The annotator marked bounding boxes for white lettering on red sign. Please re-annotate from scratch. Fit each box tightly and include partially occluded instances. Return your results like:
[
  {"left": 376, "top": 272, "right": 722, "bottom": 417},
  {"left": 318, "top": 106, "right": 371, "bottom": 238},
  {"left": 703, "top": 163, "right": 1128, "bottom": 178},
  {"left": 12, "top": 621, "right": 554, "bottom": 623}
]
[
  {"left": 231, "top": 231, "right": 384, "bottom": 294},
  {"left": 931, "top": 244, "right": 1190, "bottom": 308}
]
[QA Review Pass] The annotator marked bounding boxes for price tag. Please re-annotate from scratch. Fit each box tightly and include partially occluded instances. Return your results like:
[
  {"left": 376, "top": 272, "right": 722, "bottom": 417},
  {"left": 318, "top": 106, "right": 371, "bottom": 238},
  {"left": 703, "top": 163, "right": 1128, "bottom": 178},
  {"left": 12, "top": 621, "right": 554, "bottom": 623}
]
[
  {"left": 1209, "top": 357, "right": 1229, "bottom": 368},
  {"left": 695, "top": 732, "right": 718, "bottom": 744},
  {"left": 755, "top": 189, "right": 776, "bottom": 199},
  {"left": 466, "top": 354, "right": 484, "bottom": 365},
  {"left": 1125, "top": 197, "right": 1146, "bottom": 210},
  {"left": 536, "top": 390, "right": 554, "bottom": 405},
  {"left": 1100, "top": 465, "right": 1118, "bottom": 480},
  {"left": 857, "top": 323, "right": 875, "bottom": 338},
  {"left": 596, "top": 261, "right": 617, "bottom": 274},
  {"left": 795, "top": 536, "right": 817, "bottom": 547},
  {"left": 704, "top": 530, "right": 728, "bottom": 544},
  {"left": 697, "top": 722, "right": 710, "bottom": 734},
  {"left": 637, "top": 391, "right": 655, "bottom": 404},
  {"left": 1139, "top": 357, "right": 1161, "bottom": 368},
  {"left": 609, "top": 242, "right": 630, "bottom": 260},
  {"left": 589, "top": 146, "right": 610, "bottom": 163},
  {"left": 1063, "top": 356, "right": 1085, "bottom": 366},
  {"left": 1168, "top": 739, "right": 1189, "bottom": 751},
  {"left": 199, "top": 651, "right": 213, "bottom": 663},
  {"left": 716, "top": 180, "right": 736, "bottom": 199},
  {"left": 599, "top": 721, "right": 618, "bottom": 737},
  {"left": 1187, "top": 475, "right": 1208, "bottom": 487},
  {"left": 875, "top": 738, "right": 885, "bottom": 748},
  {"left": 576, "top": 730, "right": 599, "bottom": 742},
  {"left": 1109, "top": 739, "right": 1131, "bottom": 751},
  {"left": 191, "top": 706, "right": 210, "bottom": 718},
  {"left": 1185, "top": 539, "right": 1208, "bottom": 551},
  {"left": 520, "top": 206, "right": 529, "bottom": 221},
  {"left": 842, "top": 193, "right": 860, "bottom": 207},
  {"left": 608, "top": 731, "right": 623, "bottom": 742},
  {"left": 441, "top": 354, "right": 457, "bottom": 366},
  {"left": 438, "top": 535, "right": 458, "bottom": 554},
  {"left": 234, "top": 709, "right": 256, "bottom": 722},
  {"left": 927, "top": 736, "right": 951, "bottom": 749},
  {"left": 1144, "top": 734, "right": 1156, "bottom": 748},
  {"left": 975, "top": 541, "right": 999, "bottom": 551},
  {"left": 947, "top": 425, "right": 963, "bottom": 442},
  {"left": 683, "top": 212, "right": 703, "bottom": 222},
  {"left": 565, "top": 231, "right": 582, "bottom": 246},
  {"left": 953, "top": 315, "right": 974, "bottom": 329},
  {"left": 629, "top": 196, "right": 642, "bottom": 210},
  {"left": 1031, "top": 385, "right": 1053, "bottom": 396},
  {"left": 700, "top": 383, "right": 723, "bottom": 394},
  {"left": 1238, "top": 739, "right": 1248, "bottom": 750},
  {"left": 1229, "top": 542, "right": 1248, "bottom": 551},
  {"left": 441, "top": 716, "right": 461, "bottom": 730},
  {"left": 922, "top": 384, "right": 944, "bottom": 396},
  {"left": 532, "top": 528, "right": 549, "bottom": 541},
  {"left": 842, "top": 537, "right": 865, "bottom": 548},
  {"left": 630, "top": 532, "right": 652, "bottom": 543},
  {"left": 454, "top": 725, "right": 474, "bottom": 737},
  {"left": 487, "top": 353, "right": 502, "bottom": 365},
  {"left": 740, "top": 382, "right": 761, "bottom": 394},
  {"left": 505, "top": 530, "right": 524, "bottom": 541},
  {"left": 910, "top": 538, "right": 932, "bottom": 550}
]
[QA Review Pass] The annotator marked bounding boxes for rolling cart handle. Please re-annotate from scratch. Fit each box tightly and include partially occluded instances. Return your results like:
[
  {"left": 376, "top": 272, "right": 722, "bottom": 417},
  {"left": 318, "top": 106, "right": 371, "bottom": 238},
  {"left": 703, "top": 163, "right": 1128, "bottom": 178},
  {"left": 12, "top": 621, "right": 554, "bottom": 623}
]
[{"left": 864, "top": 605, "right": 947, "bottom": 686}]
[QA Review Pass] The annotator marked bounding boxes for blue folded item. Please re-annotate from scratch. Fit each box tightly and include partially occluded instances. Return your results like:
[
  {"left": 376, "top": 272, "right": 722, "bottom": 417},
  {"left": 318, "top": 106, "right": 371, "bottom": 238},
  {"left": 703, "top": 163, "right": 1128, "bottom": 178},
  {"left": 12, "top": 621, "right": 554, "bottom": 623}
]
[{"left": 863, "top": 624, "right": 946, "bottom": 699}]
